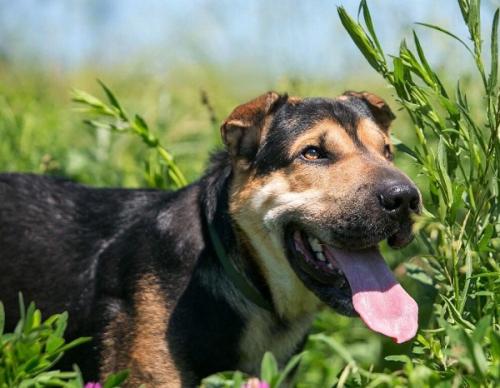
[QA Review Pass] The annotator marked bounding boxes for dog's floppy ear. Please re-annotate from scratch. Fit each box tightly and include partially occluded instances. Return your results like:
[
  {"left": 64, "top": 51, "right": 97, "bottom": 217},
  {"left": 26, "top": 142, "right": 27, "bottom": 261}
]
[
  {"left": 221, "top": 91, "right": 286, "bottom": 161},
  {"left": 343, "top": 91, "right": 396, "bottom": 131}
]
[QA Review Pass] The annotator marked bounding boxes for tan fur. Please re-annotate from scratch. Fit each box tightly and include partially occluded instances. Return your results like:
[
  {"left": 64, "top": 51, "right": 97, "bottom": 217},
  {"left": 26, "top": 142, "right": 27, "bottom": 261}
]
[
  {"left": 288, "top": 119, "right": 357, "bottom": 157},
  {"left": 100, "top": 274, "right": 181, "bottom": 387},
  {"left": 357, "top": 118, "right": 391, "bottom": 160}
]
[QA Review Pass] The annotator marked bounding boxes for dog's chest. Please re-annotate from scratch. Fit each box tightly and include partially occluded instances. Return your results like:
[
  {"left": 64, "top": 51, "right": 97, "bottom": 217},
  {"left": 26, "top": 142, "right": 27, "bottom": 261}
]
[{"left": 237, "top": 310, "right": 314, "bottom": 374}]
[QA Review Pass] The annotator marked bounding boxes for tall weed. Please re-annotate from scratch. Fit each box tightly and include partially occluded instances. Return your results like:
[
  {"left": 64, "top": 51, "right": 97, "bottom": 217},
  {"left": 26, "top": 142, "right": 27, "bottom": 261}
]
[{"left": 335, "top": 0, "right": 499, "bottom": 385}]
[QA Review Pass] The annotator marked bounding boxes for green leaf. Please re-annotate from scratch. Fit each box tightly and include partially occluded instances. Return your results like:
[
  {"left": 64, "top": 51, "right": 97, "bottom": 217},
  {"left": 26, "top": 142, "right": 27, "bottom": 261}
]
[
  {"left": 32, "top": 309, "right": 41, "bottom": 329},
  {"left": 15, "top": 292, "right": 26, "bottom": 335},
  {"left": 392, "top": 135, "right": 418, "bottom": 160},
  {"left": 416, "top": 22, "right": 475, "bottom": 58},
  {"left": 232, "top": 371, "right": 244, "bottom": 388},
  {"left": 405, "top": 263, "right": 434, "bottom": 286},
  {"left": 478, "top": 223, "right": 494, "bottom": 252},
  {"left": 440, "top": 295, "right": 475, "bottom": 330},
  {"left": 400, "top": 41, "right": 436, "bottom": 88},
  {"left": 471, "top": 315, "right": 491, "bottom": 344},
  {"left": 134, "top": 114, "right": 149, "bottom": 132},
  {"left": 358, "top": 0, "right": 384, "bottom": 58},
  {"left": 274, "top": 351, "right": 306, "bottom": 388},
  {"left": 0, "top": 302, "right": 4, "bottom": 337},
  {"left": 311, "top": 334, "right": 355, "bottom": 364},
  {"left": 54, "top": 312, "right": 68, "bottom": 337},
  {"left": 103, "top": 369, "right": 129, "bottom": 388},
  {"left": 57, "top": 336, "right": 92, "bottom": 353},
  {"left": 491, "top": 330, "right": 500, "bottom": 359},
  {"left": 337, "top": 6, "right": 385, "bottom": 74},
  {"left": 71, "top": 89, "right": 114, "bottom": 116},
  {"left": 489, "top": 9, "right": 499, "bottom": 91},
  {"left": 459, "top": 328, "right": 488, "bottom": 378},
  {"left": 436, "top": 136, "right": 453, "bottom": 204},
  {"left": 98, "top": 79, "right": 128, "bottom": 120},
  {"left": 260, "top": 352, "right": 278, "bottom": 385},
  {"left": 384, "top": 355, "right": 412, "bottom": 364},
  {"left": 46, "top": 335, "right": 65, "bottom": 354},
  {"left": 24, "top": 302, "right": 36, "bottom": 333}
]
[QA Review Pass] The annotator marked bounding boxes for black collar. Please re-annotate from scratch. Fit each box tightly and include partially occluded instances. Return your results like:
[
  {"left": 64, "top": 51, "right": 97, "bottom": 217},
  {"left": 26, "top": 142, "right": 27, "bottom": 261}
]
[{"left": 208, "top": 223, "right": 273, "bottom": 312}]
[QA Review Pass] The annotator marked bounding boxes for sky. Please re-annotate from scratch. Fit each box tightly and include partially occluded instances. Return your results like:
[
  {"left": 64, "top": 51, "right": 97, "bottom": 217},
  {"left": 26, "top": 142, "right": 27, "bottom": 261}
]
[{"left": 0, "top": 0, "right": 497, "bottom": 78}]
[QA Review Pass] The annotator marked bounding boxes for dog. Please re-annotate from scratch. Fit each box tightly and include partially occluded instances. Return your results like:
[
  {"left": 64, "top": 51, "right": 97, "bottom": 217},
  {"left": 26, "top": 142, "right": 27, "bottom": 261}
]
[{"left": 0, "top": 91, "right": 421, "bottom": 387}]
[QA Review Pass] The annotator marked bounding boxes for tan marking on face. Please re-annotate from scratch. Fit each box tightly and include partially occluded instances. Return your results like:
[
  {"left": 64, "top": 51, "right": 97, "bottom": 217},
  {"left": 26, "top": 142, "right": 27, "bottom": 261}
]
[
  {"left": 287, "top": 96, "right": 302, "bottom": 105},
  {"left": 357, "top": 118, "right": 392, "bottom": 161},
  {"left": 230, "top": 172, "right": 323, "bottom": 318},
  {"left": 289, "top": 119, "right": 356, "bottom": 158},
  {"left": 282, "top": 118, "right": 389, "bottom": 200},
  {"left": 100, "top": 274, "right": 181, "bottom": 387}
]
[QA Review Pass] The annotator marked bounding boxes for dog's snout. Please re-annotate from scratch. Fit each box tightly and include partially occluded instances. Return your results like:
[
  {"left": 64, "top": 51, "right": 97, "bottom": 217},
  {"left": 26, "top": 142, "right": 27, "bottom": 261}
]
[{"left": 378, "top": 180, "right": 420, "bottom": 216}]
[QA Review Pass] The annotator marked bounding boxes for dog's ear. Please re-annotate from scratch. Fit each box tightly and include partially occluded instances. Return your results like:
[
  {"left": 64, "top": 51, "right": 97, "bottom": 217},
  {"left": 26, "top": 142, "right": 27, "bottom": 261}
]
[
  {"left": 343, "top": 91, "right": 396, "bottom": 131},
  {"left": 221, "top": 91, "right": 286, "bottom": 161}
]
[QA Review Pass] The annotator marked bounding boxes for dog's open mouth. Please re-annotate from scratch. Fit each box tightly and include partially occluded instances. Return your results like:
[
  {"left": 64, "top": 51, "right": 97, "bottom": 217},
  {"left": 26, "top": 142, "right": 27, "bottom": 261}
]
[{"left": 285, "top": 228, "right": 418, "bottom": 344}]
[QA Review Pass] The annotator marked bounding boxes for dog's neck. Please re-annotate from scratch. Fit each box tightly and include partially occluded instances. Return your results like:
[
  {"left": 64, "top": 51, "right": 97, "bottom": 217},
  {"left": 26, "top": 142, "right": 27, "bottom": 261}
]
[
  {"left": 163, "top": 153, "right": 320, "bottom": 381},
  {"left": 199, "top": 152, "right": 273, "bottom": 309},
  {"left": 200, "top": 151, "right": 322, "bottom": 317}
]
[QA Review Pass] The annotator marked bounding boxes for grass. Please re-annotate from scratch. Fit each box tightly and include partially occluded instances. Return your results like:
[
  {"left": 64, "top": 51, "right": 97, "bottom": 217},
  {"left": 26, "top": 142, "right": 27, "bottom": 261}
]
[
  {"left": 0, "top": 0, "right": 498, "bottom": 386},
  {"left": 0, "top": 296, "right": 127, "bottom": 388}
]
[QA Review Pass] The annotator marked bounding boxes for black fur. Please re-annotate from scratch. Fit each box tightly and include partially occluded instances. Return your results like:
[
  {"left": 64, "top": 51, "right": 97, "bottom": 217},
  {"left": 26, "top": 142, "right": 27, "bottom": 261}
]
[{"left": 0, "top": 152, "right": 264, "bottom": 384}]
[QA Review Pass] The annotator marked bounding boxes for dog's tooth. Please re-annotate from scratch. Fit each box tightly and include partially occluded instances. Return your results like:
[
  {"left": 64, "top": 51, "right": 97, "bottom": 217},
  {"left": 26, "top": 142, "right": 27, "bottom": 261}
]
[
  {"left": 315, "top": 252, "right": 326, "bottom": 261},
  {"left": 308, "top": 236, "right": 323, "bottom": 252},
  {"left": 327, "top": 262, "right": 333, "bottom": 270}
]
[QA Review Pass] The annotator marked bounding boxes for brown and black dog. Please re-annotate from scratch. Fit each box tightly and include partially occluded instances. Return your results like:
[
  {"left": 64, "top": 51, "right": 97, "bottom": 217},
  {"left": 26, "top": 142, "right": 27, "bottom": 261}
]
[{"left": 0, "top": 91, "right": 421, "bottom": 386}]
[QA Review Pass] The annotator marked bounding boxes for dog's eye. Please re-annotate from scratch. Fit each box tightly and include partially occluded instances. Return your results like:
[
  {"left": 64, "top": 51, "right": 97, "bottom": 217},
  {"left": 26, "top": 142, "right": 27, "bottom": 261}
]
[
  {"left": 384, "top": 144, "right": 394, "bottom": 161},
  {"left": 301, "top": 146, "right": 325, "bottom": 161}
]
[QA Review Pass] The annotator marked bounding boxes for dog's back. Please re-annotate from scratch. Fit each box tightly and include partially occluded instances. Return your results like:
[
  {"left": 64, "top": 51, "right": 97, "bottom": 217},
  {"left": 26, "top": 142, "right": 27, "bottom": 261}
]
[{"left": 0, "top": 173, "right": 164, "bottom": 332}]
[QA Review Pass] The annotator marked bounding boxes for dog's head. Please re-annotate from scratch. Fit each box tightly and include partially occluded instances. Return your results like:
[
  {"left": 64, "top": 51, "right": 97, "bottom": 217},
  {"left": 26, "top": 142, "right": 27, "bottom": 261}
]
[{"left": 222, "top": 91, "right": 420, "bottom": 343}]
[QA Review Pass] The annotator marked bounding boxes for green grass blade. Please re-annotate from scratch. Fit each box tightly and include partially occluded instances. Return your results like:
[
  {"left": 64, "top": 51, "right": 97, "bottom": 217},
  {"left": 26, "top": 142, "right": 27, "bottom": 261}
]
[
  {"left": 311, "top": 334, "right": 356, "bottom": 365},
  {"left": 358, "top": 0, "right": 385, "bottom": 58},
  {"left": 103, "top": 369, "right": 129, "bottom": 388},
  {"left": 260, "top": 352, "right": 278, "bottom": 385},
  {"left": 391, "top": 135, "right": 418, "bottom": 160},
  {"left": 416, "top": 22, "right": 475, "bottom": 58},
  {"left": 488, "top": 9, "right": 499, "bottom": 91},
  {"left": 97, "top": 79, "right": 128, "bottom": 121},
  {"left": 274, "top": 352, "right": 306, "bottom": 388},
  {"left": 413, "top": 31, "right": 448, "bottom": 96},
  {"left": 0, "top": 302, "right": 4, "bottom": 337},
  {"left": 337, "top": 6, "right": 386, "bottom": 74}
]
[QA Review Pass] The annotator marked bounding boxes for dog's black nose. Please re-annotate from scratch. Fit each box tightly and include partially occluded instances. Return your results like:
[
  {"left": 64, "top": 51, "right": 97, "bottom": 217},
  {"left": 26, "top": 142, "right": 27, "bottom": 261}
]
[{"left": 378, "top": 181, "right": 420, "bottom": 216}]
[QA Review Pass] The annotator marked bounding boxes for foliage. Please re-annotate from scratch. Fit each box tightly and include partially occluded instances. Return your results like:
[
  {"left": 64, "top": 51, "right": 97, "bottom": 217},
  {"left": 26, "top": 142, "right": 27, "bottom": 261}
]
[
  {"left": 0, "top": 295, "right": 128, "bottom": 388},
  {"left": 72, "top": 81, "right": 187, "bottom": 189},
  {"left": 201, "top": 351, "right": 305, "bottom": 388},
  {"left": 337, "top": 0, "right": 499, "bottom": 386}
]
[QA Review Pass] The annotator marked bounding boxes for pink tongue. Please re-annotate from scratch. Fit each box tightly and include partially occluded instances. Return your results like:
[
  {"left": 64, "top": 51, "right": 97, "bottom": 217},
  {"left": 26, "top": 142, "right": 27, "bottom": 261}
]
[{"left": 324, "top": 246, "right": 418, "bottom": 343}]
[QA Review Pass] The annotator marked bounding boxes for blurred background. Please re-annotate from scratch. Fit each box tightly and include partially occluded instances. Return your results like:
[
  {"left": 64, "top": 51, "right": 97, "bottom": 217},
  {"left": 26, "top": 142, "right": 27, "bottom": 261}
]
[
  {"left": 0, "top": 1, "right": 497, "bottom": 385},
  {"left": 0, "top": 0, "right": 495, "bottom": 183}
]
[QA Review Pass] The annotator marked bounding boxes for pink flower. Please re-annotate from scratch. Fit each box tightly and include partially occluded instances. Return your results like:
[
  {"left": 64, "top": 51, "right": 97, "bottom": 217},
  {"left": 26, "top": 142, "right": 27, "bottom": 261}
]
[
  {"left": 84, "top": 383, "right": 102, "bottom": 388},
  {"left": 243, "top": 378, "right": 269, "bottom": 388}
]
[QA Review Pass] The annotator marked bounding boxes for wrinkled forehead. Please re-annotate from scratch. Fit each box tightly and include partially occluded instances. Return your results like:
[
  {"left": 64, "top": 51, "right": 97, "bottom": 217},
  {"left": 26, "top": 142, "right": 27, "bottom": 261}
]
[{"left": 254, "top": 97, "right": 387, "bottom": 174}]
